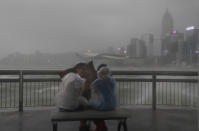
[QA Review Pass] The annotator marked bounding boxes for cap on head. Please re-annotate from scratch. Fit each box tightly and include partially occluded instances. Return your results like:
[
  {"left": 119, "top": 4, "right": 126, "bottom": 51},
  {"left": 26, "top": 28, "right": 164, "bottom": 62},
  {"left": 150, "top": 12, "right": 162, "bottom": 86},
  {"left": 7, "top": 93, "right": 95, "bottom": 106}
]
[
  {"left": 98, "top": 66, "right": 110, "bottom": 77},
  {"left": 97, "top": 64, "right": 107, "bottom": 71}
]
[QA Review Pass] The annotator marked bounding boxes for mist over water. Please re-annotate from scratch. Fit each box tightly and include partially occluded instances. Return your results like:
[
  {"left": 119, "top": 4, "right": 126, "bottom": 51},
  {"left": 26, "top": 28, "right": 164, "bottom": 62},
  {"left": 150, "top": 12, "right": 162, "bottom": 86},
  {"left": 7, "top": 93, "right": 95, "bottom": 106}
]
[{"left": 0, "top": 0, "right": 198, "bottom": 59}]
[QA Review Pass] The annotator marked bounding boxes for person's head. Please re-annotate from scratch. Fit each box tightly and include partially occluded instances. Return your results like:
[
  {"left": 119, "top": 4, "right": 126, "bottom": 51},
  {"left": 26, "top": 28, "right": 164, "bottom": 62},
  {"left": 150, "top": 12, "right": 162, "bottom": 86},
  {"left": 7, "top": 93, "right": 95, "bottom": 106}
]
[
  {"left": 97, "top": 66, "right": 111, "bottom": 78},
  {"left": 74, "top": 62, "right": 87, "bottom": 77},
  {"left": 97, "top": 64, "right": 107, "bottom": 71}
]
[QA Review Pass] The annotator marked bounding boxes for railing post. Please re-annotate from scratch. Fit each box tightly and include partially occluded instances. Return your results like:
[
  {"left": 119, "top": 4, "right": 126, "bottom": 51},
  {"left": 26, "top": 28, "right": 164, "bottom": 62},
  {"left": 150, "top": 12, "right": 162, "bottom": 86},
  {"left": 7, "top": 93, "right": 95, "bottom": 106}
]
[
  {"left": 19, "top": 71, "right": 23, "bottom": 112},
  {"left": 152, "top": 74, "right": 156, "bottom": 110}
]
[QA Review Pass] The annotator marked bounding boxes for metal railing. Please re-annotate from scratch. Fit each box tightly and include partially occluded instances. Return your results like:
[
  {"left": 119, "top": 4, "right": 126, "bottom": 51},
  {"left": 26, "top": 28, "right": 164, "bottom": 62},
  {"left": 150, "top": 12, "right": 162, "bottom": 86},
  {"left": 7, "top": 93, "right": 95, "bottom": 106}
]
[
  {"left": 113, "top": 71, "right": 198, "bottom": 110},
  {"left": 0, "top": 70, "right": 198, "bottom": 111}
]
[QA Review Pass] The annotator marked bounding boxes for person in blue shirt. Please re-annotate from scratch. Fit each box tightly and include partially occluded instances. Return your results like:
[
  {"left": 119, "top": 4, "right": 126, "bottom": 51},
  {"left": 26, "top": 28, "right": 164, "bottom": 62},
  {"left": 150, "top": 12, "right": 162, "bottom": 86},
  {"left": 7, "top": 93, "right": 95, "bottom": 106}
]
[{"left": 89, "top": 64, "right": 116, "bottom": 131}]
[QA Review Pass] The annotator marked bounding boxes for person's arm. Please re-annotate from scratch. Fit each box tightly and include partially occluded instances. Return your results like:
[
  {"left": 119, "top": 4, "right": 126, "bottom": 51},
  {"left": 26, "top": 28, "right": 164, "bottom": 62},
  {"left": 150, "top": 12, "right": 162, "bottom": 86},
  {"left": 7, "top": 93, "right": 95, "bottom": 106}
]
[
  {"left": 90, "top": 80, "right": 97, "bottom": 93},
  {"left": 73, "top": 77, "right": 85, "bottom": 95},
  {"left": 91, "top": 79, "right": 103, "bottom": 93}
]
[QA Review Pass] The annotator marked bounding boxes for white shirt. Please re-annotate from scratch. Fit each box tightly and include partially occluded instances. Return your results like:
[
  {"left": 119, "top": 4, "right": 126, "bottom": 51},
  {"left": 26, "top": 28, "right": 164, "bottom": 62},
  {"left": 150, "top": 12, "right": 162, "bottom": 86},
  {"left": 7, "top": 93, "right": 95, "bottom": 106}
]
[{"left": 55, "top": 72, "right": 85, "bottom": 110}]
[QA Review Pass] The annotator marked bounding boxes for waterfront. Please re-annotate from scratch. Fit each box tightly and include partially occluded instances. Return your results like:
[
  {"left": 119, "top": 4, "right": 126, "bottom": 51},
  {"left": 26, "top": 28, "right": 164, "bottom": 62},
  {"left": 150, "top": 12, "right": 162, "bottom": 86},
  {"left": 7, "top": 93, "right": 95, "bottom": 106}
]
[{"left": 0, "top": 69, "right": 198, "bottom": 109}]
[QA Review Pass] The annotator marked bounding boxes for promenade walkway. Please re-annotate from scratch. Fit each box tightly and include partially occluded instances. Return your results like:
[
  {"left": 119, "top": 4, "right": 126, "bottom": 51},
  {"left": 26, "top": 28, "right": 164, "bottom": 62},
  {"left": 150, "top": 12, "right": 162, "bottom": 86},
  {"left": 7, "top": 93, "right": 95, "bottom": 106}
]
[{"left": 0, "top": 107, "right": 197, "bottom": 131}]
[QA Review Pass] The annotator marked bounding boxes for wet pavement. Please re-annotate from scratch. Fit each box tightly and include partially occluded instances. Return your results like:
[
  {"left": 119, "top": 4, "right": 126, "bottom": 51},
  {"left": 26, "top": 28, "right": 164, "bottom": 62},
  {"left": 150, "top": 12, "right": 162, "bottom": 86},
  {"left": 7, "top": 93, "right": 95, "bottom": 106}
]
[{"left": 0, "top": 107, "right": 197, "bottom": 131}]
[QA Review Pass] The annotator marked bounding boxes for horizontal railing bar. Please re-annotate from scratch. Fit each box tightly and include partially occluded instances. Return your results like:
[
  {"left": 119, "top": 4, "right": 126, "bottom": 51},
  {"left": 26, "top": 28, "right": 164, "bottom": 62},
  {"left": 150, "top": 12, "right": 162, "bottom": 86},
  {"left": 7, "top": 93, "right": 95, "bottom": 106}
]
[
  {"left": 0, "top": 70, "right": 20, "bottom": 75},
  {"left": 115, "top": 78, "right": 153, "bottom": 82},
  {"left": 22, "top": 70, "right": 62, "bottom": 75},
  {"left": 0, "top": 79, "right": 19, "bottom": 82},
  {"left": 157, "top": 79, "right": 198, "bottom": 82},
  {"left": 0, "top": 70, "right": 198, "bottom": 76},
  {"left": 24, "top": 78, "right": 61, "bottom": 82},
  {"left": 112, "top": 70, "right": 198, "bottom": 76},
  {"left": 154, "top": 71, "right": 198, "bottom": 76},
  {"left": 0, "top": 78, "right": 60, "bottom": 82},
  {"left": 115, "top": 78, "right": 198, "bottom": 83},
  {"left": 0, "top": 78, "right": 197, "bottom": 83},
  {"left": 0, "top": 70, "right": 62, "bottom": 75}
]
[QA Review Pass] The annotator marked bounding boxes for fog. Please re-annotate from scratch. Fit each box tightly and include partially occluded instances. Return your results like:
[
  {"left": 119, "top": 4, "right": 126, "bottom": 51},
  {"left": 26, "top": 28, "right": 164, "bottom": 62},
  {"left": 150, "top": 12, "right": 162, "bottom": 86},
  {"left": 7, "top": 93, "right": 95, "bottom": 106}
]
[{"left": 0, "top": 0, "right": 198, "bottom": 58}]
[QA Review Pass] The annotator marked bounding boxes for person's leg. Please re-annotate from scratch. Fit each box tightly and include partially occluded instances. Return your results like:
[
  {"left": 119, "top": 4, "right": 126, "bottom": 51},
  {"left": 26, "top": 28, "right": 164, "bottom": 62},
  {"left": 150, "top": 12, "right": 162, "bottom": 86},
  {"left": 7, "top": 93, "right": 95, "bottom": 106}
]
[
  {"left": 79, "top": 120, "right": 91, "bottom": 131},
  {"left": 75, "top": 103, "right": 90, "bottom": 131},
  {"left": 93, "top": 120, "right": 107, "bottom": 131},
  {"left": 58, "top": 108, "right": 89, "bottom": 131}
]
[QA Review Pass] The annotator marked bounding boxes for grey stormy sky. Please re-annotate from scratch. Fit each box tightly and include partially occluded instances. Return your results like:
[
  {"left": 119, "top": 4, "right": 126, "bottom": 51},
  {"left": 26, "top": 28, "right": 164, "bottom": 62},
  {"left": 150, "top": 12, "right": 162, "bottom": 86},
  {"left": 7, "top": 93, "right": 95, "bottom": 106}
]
[{"left": 0, "top": 0, "right": 198, "bottom": 58}]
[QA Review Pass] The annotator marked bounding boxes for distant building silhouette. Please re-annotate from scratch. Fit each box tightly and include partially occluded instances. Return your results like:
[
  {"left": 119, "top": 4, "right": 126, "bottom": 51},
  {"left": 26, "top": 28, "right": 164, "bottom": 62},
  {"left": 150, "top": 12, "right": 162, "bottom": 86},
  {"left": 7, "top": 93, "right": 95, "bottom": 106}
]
[
  {"left": 197, "top": 13, "right": 199, "bottom": 29},
  {"left": 161, "top": 31, "right": 184, "bottom": 64},
  {"left": 141, "top": 34, "right": 154, "bottom": 57},
  {"left": 127, "top": 38, "right": 146, "bottom": 58},
  {"left": 161, "top": 9, "right": 174, "bottom": 39},
  {"left": 184, "top": 29, "right": 199, "bottom": 64}
]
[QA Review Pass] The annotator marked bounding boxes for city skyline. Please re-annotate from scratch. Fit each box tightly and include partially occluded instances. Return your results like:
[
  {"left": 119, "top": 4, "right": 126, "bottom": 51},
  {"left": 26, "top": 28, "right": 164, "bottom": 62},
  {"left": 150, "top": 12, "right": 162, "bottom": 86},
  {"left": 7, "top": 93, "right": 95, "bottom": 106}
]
[{"left": 0, "top": 0, "right": 198, "bottom": 58}]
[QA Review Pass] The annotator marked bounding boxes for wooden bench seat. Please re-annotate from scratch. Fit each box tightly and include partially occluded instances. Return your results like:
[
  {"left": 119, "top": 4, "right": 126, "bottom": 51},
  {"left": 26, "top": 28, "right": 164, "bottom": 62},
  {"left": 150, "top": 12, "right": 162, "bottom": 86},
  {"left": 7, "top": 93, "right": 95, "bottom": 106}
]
[{"left": 51, "top": 108, "right": 131, "bottom": 131}]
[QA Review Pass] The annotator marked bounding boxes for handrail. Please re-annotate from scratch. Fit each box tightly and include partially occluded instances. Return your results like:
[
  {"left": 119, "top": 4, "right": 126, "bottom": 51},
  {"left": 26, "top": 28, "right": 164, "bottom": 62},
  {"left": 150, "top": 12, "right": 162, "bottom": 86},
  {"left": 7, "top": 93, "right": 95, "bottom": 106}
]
[
  {"left": 115, "top": 78, "right": 198, "bottom": 83},
  {"left": 0, "top": 70, "right": 198, "bottom": 111},
  {"left": 112, "top": 70, "right": 198, "bottom": 76},
  {"left": 0, "top": 70, "right": 198, "bottom": 76},
  {"left": 0, "top": 78, "right": 197, "bottom": 83}
]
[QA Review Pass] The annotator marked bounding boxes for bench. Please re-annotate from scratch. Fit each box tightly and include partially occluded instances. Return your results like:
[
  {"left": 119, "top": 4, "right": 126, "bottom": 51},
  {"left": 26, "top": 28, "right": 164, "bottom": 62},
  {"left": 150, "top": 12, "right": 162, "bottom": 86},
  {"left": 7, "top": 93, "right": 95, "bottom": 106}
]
[{"left": 51, "top": 108, "right": 131, "bottom": 131}]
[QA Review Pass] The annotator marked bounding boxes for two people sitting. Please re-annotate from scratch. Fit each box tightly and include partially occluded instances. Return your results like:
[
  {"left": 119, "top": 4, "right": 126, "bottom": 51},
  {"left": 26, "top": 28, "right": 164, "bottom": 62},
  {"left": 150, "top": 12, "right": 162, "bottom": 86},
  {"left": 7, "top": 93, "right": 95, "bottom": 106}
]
[{"left": 55, "top": 62, "right": 116, "bottom": 131}]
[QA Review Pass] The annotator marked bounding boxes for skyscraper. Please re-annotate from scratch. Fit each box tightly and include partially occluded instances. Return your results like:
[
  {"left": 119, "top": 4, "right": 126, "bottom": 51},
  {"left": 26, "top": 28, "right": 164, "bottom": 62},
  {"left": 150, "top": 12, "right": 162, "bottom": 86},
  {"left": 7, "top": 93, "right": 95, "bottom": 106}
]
[
  {"left": 197, "top": 13, "right": 199, "bottom": 29},
  {"left": 141, "top": 34, "right": 154, "bottom": 57},
  {"left": 184, "top": 29, "right": 199, "bottom": 64},
  {"left": 127, "top": 38, "right": 146, "bottom": 58},
  {"left": 161, "top": 9, "right": 174, "bottom": 38}
]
